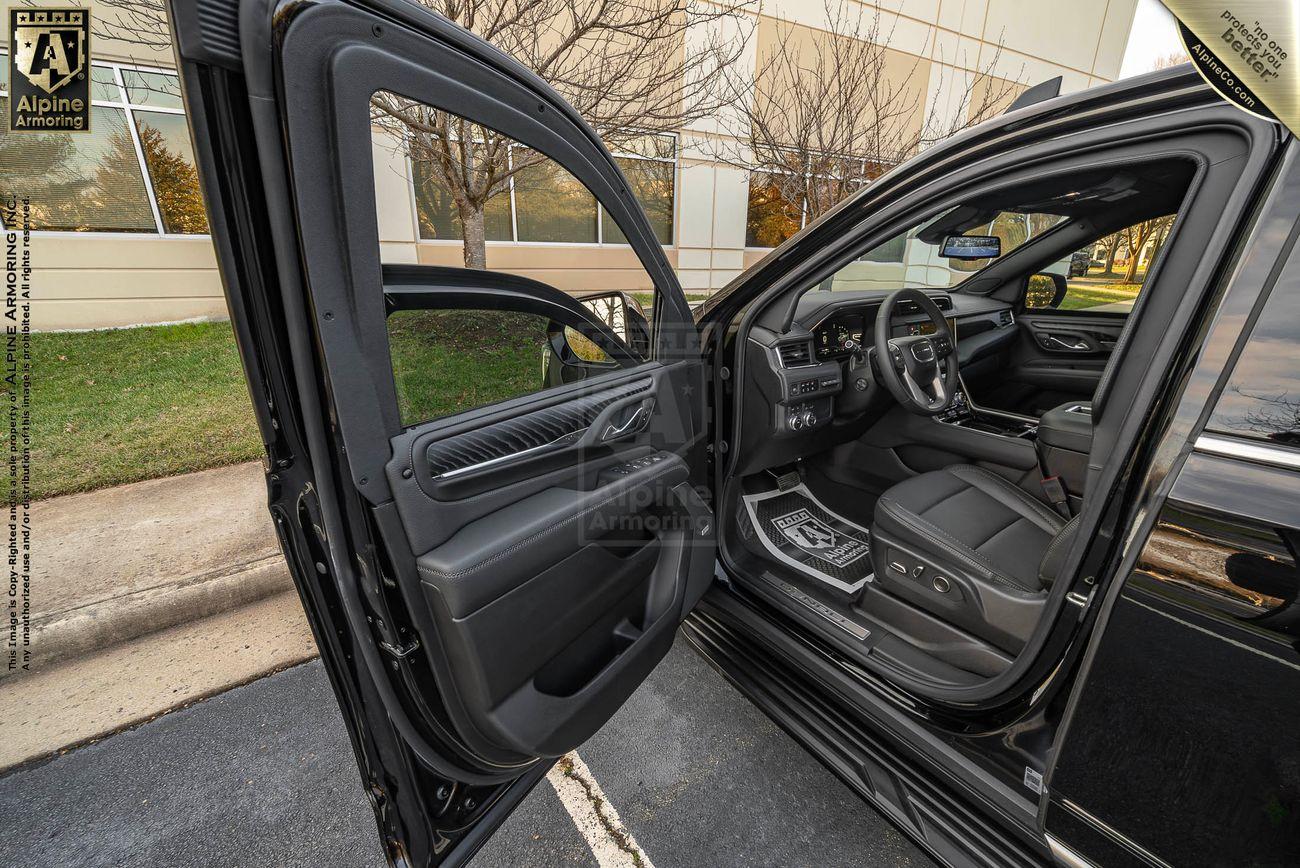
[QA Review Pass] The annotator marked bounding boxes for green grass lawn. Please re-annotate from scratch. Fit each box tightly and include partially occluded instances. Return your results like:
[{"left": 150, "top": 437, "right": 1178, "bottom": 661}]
[
  {"left": 387, "top": 309, "right": 549, "bottom": 424},
  {"left": 28, "top": 312, "right": 551, "bottom": 501},
  {"left": 1059, "top": 282, "right": 1140, "bottom": 311},
  {"left": 31, "top": 321, "right": 262, "bottom": 501}
]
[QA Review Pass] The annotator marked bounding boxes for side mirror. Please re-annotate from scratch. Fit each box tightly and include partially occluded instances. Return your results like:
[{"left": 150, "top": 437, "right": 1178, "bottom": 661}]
[
  {"left": 543, "top": 291, "right": 650, "bottom": 387},
  {"left": 1023, "top": 272, "right": 1068, "bottom": 309},
  {"left": 569, "top": 291, "right": 651, "bottom": 359},
  {"left": 941, "top": 234, "right": 1001, "bottom": 260}
]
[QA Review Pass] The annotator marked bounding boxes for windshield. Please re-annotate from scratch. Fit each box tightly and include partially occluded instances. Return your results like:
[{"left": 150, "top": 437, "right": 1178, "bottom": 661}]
[{"left": 827, "top": 209, "right": 1067, "bottom": 292}]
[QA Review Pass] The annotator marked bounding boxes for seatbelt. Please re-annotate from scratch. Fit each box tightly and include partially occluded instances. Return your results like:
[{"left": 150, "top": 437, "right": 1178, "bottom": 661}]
[{"left": 1039, "top": 475, "right": 1071, "bottom": 519}]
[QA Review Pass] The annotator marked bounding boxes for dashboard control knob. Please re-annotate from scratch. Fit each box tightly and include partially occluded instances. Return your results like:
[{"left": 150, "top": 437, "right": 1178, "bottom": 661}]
[
  {"left": 789, "top": 414, "right": 803, "bottom": 430},
  {"left": 802, "top": 410, "right": 816, "bottom": 428}
]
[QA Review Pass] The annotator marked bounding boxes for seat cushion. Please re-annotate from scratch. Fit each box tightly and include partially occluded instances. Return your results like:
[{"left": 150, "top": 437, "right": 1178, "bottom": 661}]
[{"left": 874, "top": 464, "right": 1064, "bottom": 594}]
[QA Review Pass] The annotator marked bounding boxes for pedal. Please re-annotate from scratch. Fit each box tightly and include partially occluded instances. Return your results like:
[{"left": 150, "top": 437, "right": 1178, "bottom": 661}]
[{"left": 773, "top": 469, "right": 801, "bottom": 491}]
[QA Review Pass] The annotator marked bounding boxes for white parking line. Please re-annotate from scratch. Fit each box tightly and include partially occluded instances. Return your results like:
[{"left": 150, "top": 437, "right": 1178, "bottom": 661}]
[{"left": 546, "top": 751, "right": 654, "bottom": 868}]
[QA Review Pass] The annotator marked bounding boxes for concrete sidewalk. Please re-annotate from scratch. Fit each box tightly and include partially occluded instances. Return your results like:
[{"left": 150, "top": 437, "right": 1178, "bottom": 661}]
[
  {"left": 22, "top": 461, "right": 291, "bottom": 674},
  {"left": 1, "top": 461, "right": 315, "bottom": 770}
]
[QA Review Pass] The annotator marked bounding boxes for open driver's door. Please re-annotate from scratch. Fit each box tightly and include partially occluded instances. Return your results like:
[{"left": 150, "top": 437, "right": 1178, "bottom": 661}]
[{"left": 167, "top": 0, "right": 716, "bottom": 862}]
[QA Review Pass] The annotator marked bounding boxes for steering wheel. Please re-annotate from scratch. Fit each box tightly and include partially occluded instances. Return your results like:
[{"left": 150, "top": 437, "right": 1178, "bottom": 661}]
[{"left": 873, "top": 288, "right": 958, "bottom": 416}]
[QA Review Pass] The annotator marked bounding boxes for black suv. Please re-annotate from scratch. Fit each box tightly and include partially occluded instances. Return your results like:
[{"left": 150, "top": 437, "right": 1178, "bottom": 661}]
[{"left": 170, "top": 0, "right": 1300, "bottom": 864}]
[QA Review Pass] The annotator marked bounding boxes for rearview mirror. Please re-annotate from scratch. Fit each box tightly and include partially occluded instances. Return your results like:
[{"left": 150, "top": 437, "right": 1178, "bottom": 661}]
[
  {"left": 1024, "top": 272, "right": 1069, "bottom": 309},
  {"left": 941, "top": 234, "right": 1001, "bottom": 260}
]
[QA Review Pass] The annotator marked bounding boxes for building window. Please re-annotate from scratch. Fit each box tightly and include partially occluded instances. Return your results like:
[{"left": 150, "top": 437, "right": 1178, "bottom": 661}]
[
  {"left": 410, "top": 158, "right": 513, "bottom": 242},
  {"left": 0, "top": 57, "right": 208, "bottom": 235},
  {"left": 133, "top": 111, "right": 209, "bottom": 234},
  {"left": 410, "top": 134, "right": 676, "bottom": 246}
]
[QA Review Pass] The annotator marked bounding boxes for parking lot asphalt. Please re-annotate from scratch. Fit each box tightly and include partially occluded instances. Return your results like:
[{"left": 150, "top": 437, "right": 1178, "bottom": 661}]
[{"left": 0, "top": 637, "right": 935, "bottom": 868}]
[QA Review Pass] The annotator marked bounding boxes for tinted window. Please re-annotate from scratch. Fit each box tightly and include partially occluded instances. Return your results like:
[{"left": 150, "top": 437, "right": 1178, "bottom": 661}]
[
  {"left": 1207, "top": 281, "right": 1300, "bottom": 446},
  {"left": 370, "top": 92, "right": 658, "bottom": 427}
]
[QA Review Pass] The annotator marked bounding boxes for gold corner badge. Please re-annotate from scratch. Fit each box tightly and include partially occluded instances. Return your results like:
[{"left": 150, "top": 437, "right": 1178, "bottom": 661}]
[
  {"left": 8, "top": 7, "right": 92, "bottom": 133},
  {"left": 1162, "top": 1, "right": 1295, "bottom": 134}
]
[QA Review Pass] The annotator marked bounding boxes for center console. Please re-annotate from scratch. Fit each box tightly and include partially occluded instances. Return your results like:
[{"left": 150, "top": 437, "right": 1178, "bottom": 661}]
[{"left": 936, "top": 386, "right": 1038, "bottom": 440}]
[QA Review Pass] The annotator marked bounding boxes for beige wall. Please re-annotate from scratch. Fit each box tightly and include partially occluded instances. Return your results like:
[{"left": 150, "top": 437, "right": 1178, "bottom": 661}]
[
  {"left": 753, "top": 15, "right": 932, "bottom": 147},
  {"left": 415, "top": 244, "right": 677, "bottom": 294},
  {"left": 5, "top": 0, "right": 1139, "bottom": 330},
  {"left": 30, "top": 235, "right": 223, "bottom": 330}
]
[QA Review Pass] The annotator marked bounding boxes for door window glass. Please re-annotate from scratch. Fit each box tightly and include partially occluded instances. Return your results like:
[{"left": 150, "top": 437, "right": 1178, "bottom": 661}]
[
  {"left": 370, "top": 92, "right": 662, "bottom": 426},
  {"left": 1026, "top": 215, "right": 1176, "bottom": 313},
  {"left": 513, "top": 153, "right": 599, "bottom": 243},
  {"left": 601, "top": 157, "right": 673, "bottom": 246}
]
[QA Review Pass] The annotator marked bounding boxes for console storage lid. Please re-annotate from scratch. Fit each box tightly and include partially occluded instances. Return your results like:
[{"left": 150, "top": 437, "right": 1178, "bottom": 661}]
[{"left": 1038, "top": 402, "right": 1094, "bottom": 454}]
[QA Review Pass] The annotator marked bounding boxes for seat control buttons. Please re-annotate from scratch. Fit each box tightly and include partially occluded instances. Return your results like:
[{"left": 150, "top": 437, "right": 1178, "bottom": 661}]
[
  {"left": 888, "top": 561, "right": 907, "bottom": 575},
  {"left": 911, "top": 565, "right": 925, "bottom": 579},
  {"left": 932, "top": 575, "right": 951, "bottom": 594}
]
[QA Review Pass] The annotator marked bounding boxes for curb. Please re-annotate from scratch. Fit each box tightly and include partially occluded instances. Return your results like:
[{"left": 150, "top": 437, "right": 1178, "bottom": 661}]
[{"left": 11, "top": 555, "right": 294, "bottom": 679}]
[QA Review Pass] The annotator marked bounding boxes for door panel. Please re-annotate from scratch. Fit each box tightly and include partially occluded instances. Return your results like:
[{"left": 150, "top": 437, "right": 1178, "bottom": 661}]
[
  {"left": 169, "top": 0, "right": 713, "bottom": 859},
  {"left": 392, "top": 364, "right": 712, "bottom": 757},
  {"left": 974, "top": 312, "right": 1122, "bottom": 416}
]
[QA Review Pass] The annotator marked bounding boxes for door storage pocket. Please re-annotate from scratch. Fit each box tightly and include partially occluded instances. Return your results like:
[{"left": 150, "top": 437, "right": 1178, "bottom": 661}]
[{"left": 426, "top": 539, "right": 661, "bottom": 711}]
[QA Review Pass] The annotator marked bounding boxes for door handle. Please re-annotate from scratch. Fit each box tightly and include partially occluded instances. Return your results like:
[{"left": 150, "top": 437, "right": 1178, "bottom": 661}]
[
  {"left": 598, "top": 397, "right": 655, "bottom": 443},
  {"left": 1040, "top": 333, "right": 1090, "bottom": 352}
]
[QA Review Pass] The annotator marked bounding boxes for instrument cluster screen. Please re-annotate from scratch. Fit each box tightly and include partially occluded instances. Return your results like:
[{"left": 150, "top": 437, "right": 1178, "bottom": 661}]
[{"left": 814, "top": 315, "right": 865, "bottom": 360}]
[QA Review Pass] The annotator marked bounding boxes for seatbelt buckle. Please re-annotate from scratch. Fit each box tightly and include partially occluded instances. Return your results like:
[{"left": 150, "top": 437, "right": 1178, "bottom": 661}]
[{"left": 1040, "top": 476, "right": 1070, "bottom": 517}]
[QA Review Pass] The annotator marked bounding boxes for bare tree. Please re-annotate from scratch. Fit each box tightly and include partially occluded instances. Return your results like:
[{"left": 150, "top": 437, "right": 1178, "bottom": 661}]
[
  {"left": 1120, "top": 214, "right": 1175, "bottom": 283},
  {"left": 714, "top": 0, "right": 1020, "bottom": 239},
  {"left": 1221, "top": 386, "right": 1300, "bottom": 442},
  {"left": 1153, "top": 51, "right": 1191, "bottom": 70},
  {"left": 1098, "top": 231, "right": 1123, "bottom": 276},
  {"left": 371, "top": 0, "right": 747, "bottom": 268},
  {"left": 82, "top": 0, "right": 747, "bottom": 269},
  {"left": 86, "top": 0, "right": 173, "bottom": 52}
]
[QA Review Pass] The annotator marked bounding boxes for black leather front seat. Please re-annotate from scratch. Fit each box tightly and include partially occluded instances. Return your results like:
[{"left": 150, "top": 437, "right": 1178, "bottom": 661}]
[{"left": 870, "top": 465, "right": 1078, "bottom": 652}]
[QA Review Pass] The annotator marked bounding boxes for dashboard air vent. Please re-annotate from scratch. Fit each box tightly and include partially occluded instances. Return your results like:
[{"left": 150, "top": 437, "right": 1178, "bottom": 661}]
[
  {"left": 999, "top": 309, "right": 1014, "bottom": 326},
  {"left": 897, "top": 295, "right": 953, "bottom": 315},
  {"left": 778, "top": 341, "right": 813, "bottom": 367}
]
